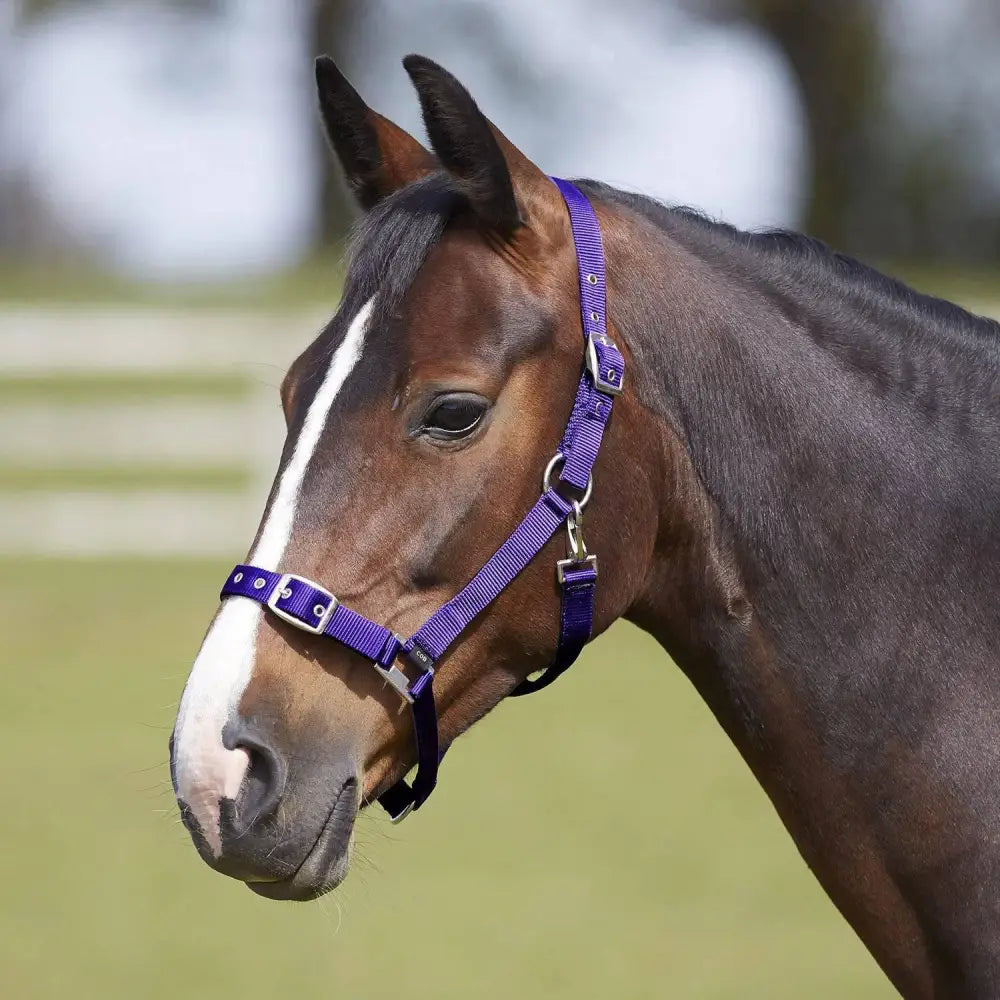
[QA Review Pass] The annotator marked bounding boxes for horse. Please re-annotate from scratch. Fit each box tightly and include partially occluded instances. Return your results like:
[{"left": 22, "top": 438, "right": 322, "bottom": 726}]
[{"left": 170, "top": 53, "right": 1000, "bottom": 998}]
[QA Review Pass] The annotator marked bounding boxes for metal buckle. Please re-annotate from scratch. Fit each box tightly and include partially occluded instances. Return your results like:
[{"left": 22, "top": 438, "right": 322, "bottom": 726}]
[
  {"left": 557, "top": 553, "right": 598, "bottom": 584},
  {"left": 266, "top": 573, "right": 338, "bottom": 635},
  {"left": 586, "top": 332, "right": 623, "bottom": 396},
  {"left": 388, "top": 800, "right": 414, "bottom": 824}
]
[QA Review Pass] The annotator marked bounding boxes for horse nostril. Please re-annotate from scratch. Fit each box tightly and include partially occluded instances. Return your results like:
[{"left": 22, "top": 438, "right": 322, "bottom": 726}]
[
  {"left": 240, "top": 744, "right": 281, "bottom": 824},
  {"left": 222, "top": 726, "right": 287, "bottom": 837}
]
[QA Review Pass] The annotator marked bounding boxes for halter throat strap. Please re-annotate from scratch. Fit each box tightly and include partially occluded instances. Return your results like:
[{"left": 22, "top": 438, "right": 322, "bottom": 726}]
[{"left": 218, "top": 178, "right": 623, "bottom": 821}]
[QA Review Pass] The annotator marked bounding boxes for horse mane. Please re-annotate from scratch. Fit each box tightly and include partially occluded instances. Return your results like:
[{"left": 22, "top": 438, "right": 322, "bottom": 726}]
[
  {"left": 576, "top": 179, "right": 1000, "bottom": 351},
  {"left": 345, "top": 172, "right": 1000, "bottom": 373}
]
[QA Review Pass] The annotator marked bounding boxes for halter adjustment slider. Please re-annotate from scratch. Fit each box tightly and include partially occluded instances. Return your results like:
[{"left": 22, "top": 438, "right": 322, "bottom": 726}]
[
  {"left": 374, "top": 635, "right": 436, "bottom": 705},
  {"left": 374, "top": 660, "right": 415, "bottom": 704}
]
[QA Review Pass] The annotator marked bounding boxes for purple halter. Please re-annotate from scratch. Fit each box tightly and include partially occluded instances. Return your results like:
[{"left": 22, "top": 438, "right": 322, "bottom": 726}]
[{"left": 219, "top": 179, "right": 624, "bottom": 821}]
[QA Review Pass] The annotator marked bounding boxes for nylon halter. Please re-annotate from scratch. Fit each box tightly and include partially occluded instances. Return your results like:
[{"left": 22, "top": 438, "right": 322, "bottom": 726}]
[{"left": 219, "top": 178, "right": 624, "bottom": 822}]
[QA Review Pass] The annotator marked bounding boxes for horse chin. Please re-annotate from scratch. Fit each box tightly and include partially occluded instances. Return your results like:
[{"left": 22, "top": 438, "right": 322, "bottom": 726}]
[{"left": 245, "top": 786, "right": 357, "bottom": 902}]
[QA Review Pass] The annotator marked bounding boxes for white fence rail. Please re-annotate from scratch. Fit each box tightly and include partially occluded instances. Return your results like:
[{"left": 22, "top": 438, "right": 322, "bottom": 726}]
[
  {"left": 1, "top": 299, "right": 998, "bottom": 558},
  {"left": 0, "top": 307, "right": 327, "bottom": 557},
  {"left": 0, "top": 399, "right": 272, "bottom": 469},
  {"left": 0, "top": 307, "right": 324, "bottom": 374}
]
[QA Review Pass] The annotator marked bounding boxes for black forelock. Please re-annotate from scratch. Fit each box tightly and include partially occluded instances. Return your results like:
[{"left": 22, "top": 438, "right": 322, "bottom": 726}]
[{"left": 344, "top": 171, "right": 463, "bottom": 322}]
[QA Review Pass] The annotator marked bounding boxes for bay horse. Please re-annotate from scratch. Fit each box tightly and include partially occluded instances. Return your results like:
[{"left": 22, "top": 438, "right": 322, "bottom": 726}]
[{"left": 171, "top": 54, "right": 1000, "bottom": 998}]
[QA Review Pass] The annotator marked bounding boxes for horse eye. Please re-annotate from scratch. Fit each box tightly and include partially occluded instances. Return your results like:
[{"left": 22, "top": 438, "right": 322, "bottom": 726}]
[{"left": 422, "top": 394, "right": 488, "bottom": 441}]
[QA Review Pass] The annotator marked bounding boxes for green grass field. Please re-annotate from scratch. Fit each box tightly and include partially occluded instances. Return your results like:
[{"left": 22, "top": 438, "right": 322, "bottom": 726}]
[
  {"left": 13, "top": 260, "right": 987, "bottom": 997},
  {"left": 0, "top": 558, "right": 893, "bottom": 1000}
]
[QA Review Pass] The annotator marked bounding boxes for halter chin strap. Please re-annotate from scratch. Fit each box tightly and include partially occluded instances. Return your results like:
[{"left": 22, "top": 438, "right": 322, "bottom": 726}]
[{"left": 219, "top": 179, "right": 623, "bottom": 822}]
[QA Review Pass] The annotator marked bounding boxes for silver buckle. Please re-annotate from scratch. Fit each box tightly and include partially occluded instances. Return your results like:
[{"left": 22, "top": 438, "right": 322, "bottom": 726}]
[
  {"left": 388, "top": 801, "right": 414, "bottom": 825},
  {"left": 557, "top": 554, "right": 598, "bottom": 584},
  {"left": 266, "top": 573, "right": 338, "bottom": 635},
  {"left": 374, "top": 634, "right": 417, "bottom": 705},
  {"left": 586, "top": 332, "right": 623, "bottom": 396}
]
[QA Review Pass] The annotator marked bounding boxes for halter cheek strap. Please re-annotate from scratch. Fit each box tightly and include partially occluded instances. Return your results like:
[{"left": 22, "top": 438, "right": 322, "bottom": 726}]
[{"left": 219, "top": 179, "right": 623, "bottom": 821}]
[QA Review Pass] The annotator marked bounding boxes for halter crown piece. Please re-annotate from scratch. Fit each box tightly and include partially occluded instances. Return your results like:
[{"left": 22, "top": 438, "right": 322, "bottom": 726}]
[{"left": 220, "top": 179, "right": 624, "bottom": 821}]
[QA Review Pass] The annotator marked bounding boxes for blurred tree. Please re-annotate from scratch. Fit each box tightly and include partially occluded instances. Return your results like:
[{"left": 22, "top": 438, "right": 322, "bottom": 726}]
[
  {"left": 689, "top": 0, "right": 1000, "bottom": 261},
  {"left": 17, "top": 0, "right": 360, "bottom": 245},
  {"left": 18, "top": 0, "right": 222, "bottom": 13},
  {"left": 311, "top": 0, "right": 362, "bottom": 246},
  {"left": 12, "top": 0, "right": 999, "bottom": 262},
  {"left": 689, "top": 0, "right": 886, "bottom": 253}
]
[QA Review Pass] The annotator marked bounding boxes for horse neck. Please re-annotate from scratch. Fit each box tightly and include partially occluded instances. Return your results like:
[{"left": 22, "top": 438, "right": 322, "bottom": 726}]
[{"left": 605, "top": 204, "right": 1000, "bottom": 994}]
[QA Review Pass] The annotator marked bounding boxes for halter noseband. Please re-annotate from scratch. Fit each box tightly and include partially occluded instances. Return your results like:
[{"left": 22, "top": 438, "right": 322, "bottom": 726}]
[{"left": 219, "top": 179, "right": 624, "bottom": 822}]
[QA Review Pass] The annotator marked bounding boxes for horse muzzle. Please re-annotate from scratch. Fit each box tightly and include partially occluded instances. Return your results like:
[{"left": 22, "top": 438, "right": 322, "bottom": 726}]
[{"left": 170, "top": 721, "right": 359, "bottom": 900}]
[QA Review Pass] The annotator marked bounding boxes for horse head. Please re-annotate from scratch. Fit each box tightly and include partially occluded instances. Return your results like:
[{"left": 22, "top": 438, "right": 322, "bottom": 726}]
[{"left": 169, "top": 55, "right": 651, "bottom": 899}]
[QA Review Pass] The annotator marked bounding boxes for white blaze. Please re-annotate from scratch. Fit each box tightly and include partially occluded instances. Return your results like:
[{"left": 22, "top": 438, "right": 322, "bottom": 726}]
[{"left": 172, "top": 298, "right": 374, "bottom": 854}]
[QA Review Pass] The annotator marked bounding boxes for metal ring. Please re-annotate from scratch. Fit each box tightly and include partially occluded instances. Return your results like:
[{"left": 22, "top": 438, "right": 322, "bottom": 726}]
[{"left": 542, "top": 452, "right": 594, "bottom": 508}]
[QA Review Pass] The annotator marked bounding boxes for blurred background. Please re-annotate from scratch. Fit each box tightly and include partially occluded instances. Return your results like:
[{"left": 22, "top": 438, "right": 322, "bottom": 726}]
[{"left": 1, "top": 1, "right": 997, "bottom": 998}]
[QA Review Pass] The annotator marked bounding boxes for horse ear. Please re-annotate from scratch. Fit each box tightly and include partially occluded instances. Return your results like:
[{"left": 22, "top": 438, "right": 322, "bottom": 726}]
[
  {"left": 315, "top": 56, "right": 436, "bottom": 210},
  {"left": 402, "top": 54, "right": 558, "bottom": 237}
]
